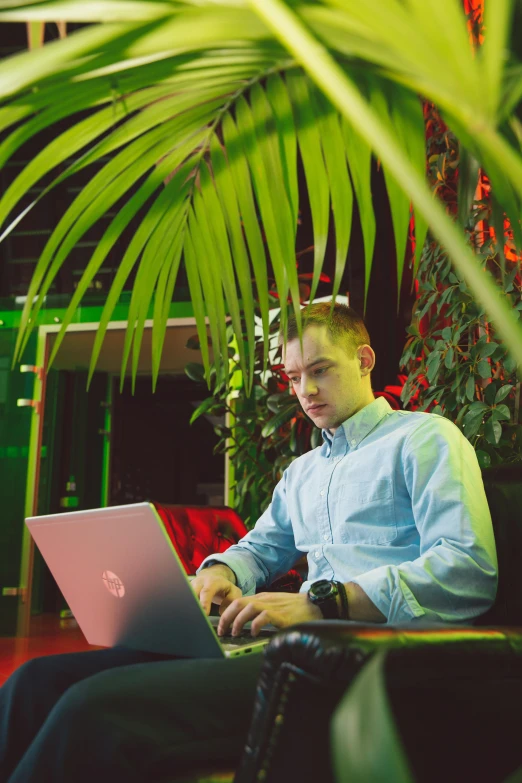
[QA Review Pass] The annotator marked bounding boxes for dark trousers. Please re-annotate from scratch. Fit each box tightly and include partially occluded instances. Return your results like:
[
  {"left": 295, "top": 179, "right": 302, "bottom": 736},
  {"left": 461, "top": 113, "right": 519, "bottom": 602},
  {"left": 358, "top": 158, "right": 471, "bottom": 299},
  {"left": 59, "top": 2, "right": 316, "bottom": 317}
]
[{"left": 0, "top": 647, "right": 262, "bottom": 782}]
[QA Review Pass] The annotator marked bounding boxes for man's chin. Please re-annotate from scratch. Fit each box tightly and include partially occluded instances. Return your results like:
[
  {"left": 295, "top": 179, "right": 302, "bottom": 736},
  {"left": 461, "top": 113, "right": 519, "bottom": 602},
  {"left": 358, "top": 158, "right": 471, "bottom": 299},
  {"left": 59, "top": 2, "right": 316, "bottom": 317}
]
[{"left": 312, "top": 413, "right": 335, "bottom": 429}]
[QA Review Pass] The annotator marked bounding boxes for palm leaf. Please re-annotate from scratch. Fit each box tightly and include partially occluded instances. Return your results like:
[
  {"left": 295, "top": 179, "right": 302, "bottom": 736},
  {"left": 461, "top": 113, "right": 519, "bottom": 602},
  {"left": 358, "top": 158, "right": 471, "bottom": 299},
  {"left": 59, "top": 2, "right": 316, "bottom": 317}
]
[
  {"left": 265, "top": 73, "right": 299, "bottom": 228},
  {"left": 332, "top": 651, "right": 414, "bottom": 783},
  {"left": 210, "top": 135, "right": 256, "bottom": 392},
  {"left": 221, "top": 111, "right": 271, "bottom": 369},
  {"left": 188, "top": 200, "right": 229, "bottom": 385},
  {"left": 151, "top": 231, "right": 185, "bottom": 387},
  {"left": 182, "top": 226, "right": 211, "bottom": 385},
  {"left": 341, "top": 115, "right": 376, "bottom": 308},
  {"left": 286, "top": 70, "right": 330, "bottom": 304},
  {"left": 252, "top": 0, "right": 522, "bottom": 367},
  {"left": 0, "top": 0, "right": 521, "bottom": 386},
  {"left": 310, "top": 88, "right": 353, "bottom": 304}
]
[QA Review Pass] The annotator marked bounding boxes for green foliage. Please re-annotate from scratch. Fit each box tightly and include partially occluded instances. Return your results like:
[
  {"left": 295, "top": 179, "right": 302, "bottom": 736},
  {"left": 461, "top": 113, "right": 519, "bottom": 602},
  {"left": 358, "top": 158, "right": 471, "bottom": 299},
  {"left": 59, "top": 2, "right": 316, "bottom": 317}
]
[
  {"left": 0, "top": 0, "right": 522, "bottom": 389},
  {"left": 401, "top": 111, "right": 522, "bottom": 468},
  {"left": 186, "top": 307, "right": 319, "bottom": 527}
]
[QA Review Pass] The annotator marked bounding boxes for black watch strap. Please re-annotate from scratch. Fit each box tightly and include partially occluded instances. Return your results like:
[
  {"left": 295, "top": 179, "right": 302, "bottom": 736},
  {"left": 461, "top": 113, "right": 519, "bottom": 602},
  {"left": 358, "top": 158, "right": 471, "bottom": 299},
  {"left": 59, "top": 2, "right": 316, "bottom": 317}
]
[{"left": 336, "top": 581, "right": 350, "bottom": 620}]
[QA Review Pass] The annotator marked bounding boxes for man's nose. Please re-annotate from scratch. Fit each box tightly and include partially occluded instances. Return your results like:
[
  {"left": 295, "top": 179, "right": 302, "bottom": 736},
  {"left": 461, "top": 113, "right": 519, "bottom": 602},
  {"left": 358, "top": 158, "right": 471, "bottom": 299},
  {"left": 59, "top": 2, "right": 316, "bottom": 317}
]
[{"left": 301, "top": 377, "right": 318, "bottom": 397}]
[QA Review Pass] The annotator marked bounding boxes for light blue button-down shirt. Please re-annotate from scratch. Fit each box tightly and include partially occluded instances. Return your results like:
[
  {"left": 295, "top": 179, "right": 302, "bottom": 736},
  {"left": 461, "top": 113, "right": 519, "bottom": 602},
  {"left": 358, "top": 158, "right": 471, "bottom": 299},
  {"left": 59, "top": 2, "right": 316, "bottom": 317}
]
[{"left": 199, "top": 397, "right": 498, "bottom": 623}]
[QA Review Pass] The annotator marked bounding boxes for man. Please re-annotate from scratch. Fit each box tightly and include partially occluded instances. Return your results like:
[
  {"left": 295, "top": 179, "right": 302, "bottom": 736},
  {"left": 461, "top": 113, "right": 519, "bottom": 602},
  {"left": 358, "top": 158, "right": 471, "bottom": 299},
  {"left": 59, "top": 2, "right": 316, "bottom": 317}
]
[
  {"left": 0, "top": 303, "right": 497, "bottom": 782},
  {"left": 194, "top": 302, "right": 497, "bottom": 630}
]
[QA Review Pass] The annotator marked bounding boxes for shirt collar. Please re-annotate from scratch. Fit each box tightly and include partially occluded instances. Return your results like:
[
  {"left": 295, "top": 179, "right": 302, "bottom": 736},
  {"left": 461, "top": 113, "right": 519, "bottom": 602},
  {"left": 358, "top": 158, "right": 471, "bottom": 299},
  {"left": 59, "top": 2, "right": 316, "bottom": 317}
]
[{"left": 321, "top": 396, "right": 393, "bottom": 454}]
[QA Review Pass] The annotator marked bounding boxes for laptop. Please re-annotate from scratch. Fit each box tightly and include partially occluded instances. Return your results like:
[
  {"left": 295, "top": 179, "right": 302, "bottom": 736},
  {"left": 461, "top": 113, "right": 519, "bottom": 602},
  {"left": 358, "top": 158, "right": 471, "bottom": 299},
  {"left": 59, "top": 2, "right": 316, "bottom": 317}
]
[{"left": 25, "top": 502, "right": 273, "bottom": 658}]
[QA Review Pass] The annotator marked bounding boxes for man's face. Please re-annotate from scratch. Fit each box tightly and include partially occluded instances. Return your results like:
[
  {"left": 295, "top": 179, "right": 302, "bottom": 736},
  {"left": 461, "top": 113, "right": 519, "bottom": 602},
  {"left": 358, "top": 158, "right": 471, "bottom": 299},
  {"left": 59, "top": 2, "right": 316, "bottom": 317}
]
[{"left": 283, "top": 324, "right": 374, "bottom": 433}]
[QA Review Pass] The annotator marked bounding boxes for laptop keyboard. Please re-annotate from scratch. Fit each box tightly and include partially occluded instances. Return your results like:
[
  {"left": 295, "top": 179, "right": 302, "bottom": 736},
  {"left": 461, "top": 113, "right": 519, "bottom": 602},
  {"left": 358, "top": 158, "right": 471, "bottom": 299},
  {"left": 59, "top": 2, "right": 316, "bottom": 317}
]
[{"left": 217, "top": 629, "right": 275, "bottom": 648}]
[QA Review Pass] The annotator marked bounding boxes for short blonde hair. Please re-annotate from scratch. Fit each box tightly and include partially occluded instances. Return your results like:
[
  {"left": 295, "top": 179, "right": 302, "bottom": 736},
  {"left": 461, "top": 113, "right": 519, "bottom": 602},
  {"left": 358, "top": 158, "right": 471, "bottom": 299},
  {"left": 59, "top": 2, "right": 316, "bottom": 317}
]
[{"left": 280, "top": 302, "right": 370, "bottom": 355}]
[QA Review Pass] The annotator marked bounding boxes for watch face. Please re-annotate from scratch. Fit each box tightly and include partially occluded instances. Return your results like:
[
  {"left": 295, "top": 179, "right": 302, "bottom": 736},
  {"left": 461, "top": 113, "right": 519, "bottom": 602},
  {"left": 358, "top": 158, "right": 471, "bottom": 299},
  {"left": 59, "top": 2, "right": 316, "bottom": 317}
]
[{"left": 312, "top": 580, "right": 334, "bottom": 600}]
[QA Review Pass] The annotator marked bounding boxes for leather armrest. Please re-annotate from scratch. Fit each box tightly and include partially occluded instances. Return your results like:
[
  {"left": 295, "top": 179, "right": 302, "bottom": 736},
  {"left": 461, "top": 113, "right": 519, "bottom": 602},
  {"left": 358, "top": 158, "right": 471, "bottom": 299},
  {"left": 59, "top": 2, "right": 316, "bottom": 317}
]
[{"left": 234, "top": 622, "right": 522, "bottom": 783}]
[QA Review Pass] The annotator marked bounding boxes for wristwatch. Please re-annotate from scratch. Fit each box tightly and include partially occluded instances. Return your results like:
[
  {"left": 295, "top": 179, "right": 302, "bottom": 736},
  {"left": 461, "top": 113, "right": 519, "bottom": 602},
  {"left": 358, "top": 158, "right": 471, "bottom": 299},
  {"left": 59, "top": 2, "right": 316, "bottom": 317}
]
[{"left": 308, "top": 579, "right": 340, "bottom": 619}]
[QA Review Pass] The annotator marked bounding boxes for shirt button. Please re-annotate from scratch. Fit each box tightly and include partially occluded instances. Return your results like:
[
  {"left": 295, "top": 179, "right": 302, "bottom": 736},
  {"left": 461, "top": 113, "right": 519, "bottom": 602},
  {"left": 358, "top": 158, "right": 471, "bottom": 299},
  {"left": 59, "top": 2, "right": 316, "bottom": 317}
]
[
  {"left": 323, "top": 535, "right": 329, "bottom": 541},
  {"left": 315, "top": 551, "right": 320, "bottom": 559},
  {"left": 350, "top": 439, "right": 356, "bottom": 447},
  {"left": 320, "top": 490, "right": 325, "bottom": 496}
]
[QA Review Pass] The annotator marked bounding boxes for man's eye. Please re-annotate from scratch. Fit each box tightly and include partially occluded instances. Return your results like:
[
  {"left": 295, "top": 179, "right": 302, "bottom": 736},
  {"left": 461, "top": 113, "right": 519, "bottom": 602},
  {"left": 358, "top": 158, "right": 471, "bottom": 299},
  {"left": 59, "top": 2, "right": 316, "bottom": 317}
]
[
  {"left": 314, "top": 367, "right": 327, "bottom": 376},
  {"left": 289, "top": 377, "right": 299, "bottom": 384}
]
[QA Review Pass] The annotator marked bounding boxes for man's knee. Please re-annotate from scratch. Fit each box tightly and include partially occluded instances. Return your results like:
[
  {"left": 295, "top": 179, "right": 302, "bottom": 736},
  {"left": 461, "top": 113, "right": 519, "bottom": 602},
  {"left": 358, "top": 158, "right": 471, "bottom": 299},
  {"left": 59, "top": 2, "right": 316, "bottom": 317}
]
[
  {"left": 7, "top": 656, "right": 55, "bottom": 692},
  {"left": 50, "top": 670, "right": 116, "bottom": 732}
]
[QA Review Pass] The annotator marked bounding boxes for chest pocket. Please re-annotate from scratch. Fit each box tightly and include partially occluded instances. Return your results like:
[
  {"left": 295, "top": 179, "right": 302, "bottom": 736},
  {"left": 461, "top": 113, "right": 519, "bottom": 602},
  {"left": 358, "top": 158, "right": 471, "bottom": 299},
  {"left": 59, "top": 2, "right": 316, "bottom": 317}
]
[{"left": 337, "top": 479, "right": 397, "bottom": 545}]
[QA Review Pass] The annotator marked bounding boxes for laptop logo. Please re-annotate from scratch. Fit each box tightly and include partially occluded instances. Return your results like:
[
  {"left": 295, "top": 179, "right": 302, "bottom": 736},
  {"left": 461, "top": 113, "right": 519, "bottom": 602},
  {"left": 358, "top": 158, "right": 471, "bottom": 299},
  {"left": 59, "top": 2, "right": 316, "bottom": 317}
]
[{"left": 102, "top": 570, "right": 125, "bottom": 598}]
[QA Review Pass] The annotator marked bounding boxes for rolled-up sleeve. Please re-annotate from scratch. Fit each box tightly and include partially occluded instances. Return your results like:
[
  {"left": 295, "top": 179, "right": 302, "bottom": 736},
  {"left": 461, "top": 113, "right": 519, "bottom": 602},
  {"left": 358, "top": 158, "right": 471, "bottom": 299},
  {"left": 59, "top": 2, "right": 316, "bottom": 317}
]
[
  {"left": 197, "top": 471, "right": 301, "bottom": 595},
  {"left": 352, "top": 416, "right": 498, "bottom": 623}
]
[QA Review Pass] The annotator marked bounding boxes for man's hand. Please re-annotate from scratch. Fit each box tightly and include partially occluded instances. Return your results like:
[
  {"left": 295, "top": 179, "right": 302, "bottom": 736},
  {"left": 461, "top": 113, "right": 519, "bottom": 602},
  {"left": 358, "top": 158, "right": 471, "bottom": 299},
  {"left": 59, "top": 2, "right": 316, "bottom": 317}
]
[
  {"left": 190, "top": 564, "right": 242, "bottom": 615},
  {"left": 217, "top": 591, "right": 322, "bottom": 637}
]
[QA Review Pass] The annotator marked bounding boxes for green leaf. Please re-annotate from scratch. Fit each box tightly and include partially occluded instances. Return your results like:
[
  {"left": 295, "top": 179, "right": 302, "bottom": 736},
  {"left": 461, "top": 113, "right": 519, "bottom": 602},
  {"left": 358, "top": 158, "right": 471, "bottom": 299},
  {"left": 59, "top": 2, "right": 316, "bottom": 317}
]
[
  {"left": 476, "top": 359, "right": 492, "bottom": 379},
  {"left": 484, "top": 381, "right": 499, "bottom": 406},
  {"left": 478, "top": 341, "right": 499, "bottom": 359},
  {"left": 266, "top": 392, "right": 292, "bottom": 413},
  {"left": 210, "top": 134, "right": 256, "bottom": 392},
  {"left": 504, "top": 355, "right": 517, "bottom": 374},
  {"left": 490, "top": 404, "right": 511, "bottom": 422},
  {"left": 266, "top": 73, "right": 299, "bottom": 228},
  {"left": 235, "top": 91, "right": 292, "bottom": 338},
  {"left": 183, "top": 229, "right": 212, "bottom": 386},
  {"left": 476, "top": 449, "right": 492, "bottom": 469},
  {"left": 222, "top": 111, "right": 270, "bottom": 369},
  {"left": 426, "top": 352, "right": 442, "bottom": 384},
  {"left": 444, "top": 347, "right": 455, "bottom": 370},
  {"left": 189, "top": 396, "right": 219, "bottom": 425},
  {"left": 457, "top": 146, "right": 480, "bottom": 228},
  {"left": 370, "top": 85, "right": 411, "bottom": 307},
  {"left": 261, "top": 404, "right": 296, "bottom": 438},
  {"left": 455, "top": 404, "right": 469, "bottom": 428},
  {"left": 151, "top": 230, "right": 186, "bottom": 387},
  {"left": 495, "top": 384, "right": 513, "bottom": 403},
  {"left": 189, "top": 199, "right": 229, "bottom": 385},
  {"left": 468, "top": 401, "right": 489, "bottom": 412},
  {"left": 481, "top": 0, "right": 516, "bottom": 119},
  {"left": 465, "top": 375, "right": 476, "bottom": 402},
  {"left": 484, "top": 418, "right": 503, "bottom": 445},
  {"left": 198, "top": 160, "right": 249, "bottom": 388},
  {"left": 185, "top": 362, "right": 206, "bottom": 383},
  {"left": 462, "top": 409, "right": 486, "bottom": 439},
  {"left": 341, "top": 114, "right": 375, "bottom": 309},
  {"left": 286, "top": 72, "right": 330, "bottom": 304},
  {"left": 316, "top": 90, "right": 354, "bottom": 303},
  {"left": 331, "top": 651, "right": 414, "bottom": 783}
]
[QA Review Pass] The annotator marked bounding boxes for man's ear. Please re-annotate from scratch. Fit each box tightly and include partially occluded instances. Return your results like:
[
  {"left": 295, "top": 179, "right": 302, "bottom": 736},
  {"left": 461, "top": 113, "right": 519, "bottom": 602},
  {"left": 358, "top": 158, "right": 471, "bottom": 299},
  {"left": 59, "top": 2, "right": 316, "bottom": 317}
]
[{"left": 358, "top": 345, "right": 376, "bottom": 376}]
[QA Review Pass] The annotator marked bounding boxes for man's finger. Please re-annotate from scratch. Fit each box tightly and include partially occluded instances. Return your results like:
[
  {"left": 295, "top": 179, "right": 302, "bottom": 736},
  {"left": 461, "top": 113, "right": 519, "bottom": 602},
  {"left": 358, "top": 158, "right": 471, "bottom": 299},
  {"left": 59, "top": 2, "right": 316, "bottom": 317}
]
[
  {"left": 217, "top": 597, "right": 250, "bottom": 635},
  {"left": 198, "top": 586, "right": 217, "bottom": 615},
  {"left": 250, "top": 610, "right": 272, "bottom": 637},
  {"left": 217, "top": 587, "right": 242, "bottom": 614},
  {"left": 231, "top": 603, "right": 261, "bottom": 636}
]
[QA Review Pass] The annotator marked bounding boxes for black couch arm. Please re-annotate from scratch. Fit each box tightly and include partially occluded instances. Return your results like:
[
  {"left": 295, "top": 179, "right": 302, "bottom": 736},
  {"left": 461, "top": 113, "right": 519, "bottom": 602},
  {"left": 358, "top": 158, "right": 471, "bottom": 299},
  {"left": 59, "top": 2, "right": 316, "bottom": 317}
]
[{"left": 234, "top": 622, "right": 522, "bottom": 783}]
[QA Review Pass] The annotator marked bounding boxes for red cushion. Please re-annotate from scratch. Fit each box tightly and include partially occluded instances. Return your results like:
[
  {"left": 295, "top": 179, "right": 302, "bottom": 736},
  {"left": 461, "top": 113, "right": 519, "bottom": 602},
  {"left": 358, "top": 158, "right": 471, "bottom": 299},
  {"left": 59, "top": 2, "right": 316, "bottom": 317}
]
[{"left": 153, "top": 503, "right": 248, "bottom": 574}]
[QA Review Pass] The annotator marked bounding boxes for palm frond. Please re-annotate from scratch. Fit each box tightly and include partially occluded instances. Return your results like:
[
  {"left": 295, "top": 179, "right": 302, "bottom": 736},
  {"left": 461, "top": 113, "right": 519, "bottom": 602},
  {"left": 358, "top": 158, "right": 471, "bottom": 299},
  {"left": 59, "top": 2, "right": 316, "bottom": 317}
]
[{"left": 0, "top": 0, "right": 521, "bottom": 385}]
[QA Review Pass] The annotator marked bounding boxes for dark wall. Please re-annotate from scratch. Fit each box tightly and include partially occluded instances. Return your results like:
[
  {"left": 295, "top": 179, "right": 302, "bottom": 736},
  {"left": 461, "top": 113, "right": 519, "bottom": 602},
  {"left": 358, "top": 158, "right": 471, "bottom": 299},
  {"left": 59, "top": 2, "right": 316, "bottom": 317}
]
[{"left": 110, "top": 375, "right": 224, "bottom": 507}]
